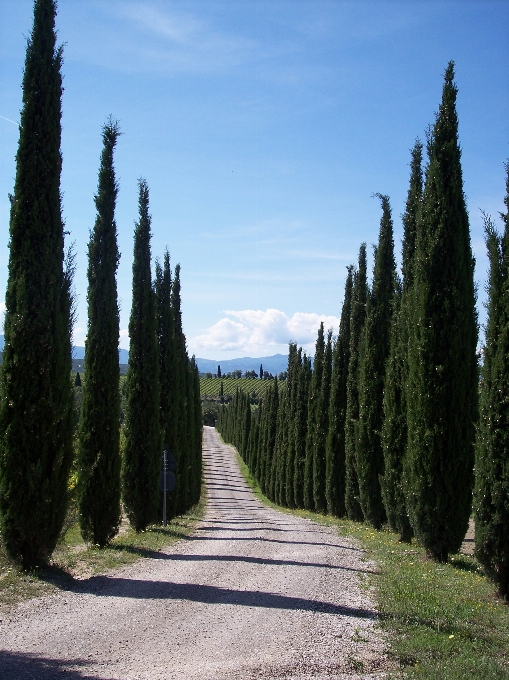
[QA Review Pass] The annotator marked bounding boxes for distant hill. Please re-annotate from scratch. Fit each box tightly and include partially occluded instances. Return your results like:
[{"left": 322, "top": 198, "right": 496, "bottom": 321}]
[
  {"left": 0, "top": 337, "right": 129, "bottom": 368},
  {"left": 195, "top": 354, "right": 289, "bottom": 376},
  {"left": 72, "top": 345, "right": 129, "bottom": 363},
  {"left": 0, "top": 337, "right": 291, "bottom": 376}
]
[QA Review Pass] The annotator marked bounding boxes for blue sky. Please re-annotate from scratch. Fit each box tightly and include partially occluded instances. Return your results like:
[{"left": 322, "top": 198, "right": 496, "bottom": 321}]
[{"left": 1, "top": 1, "right": 508, "bottom": 359}]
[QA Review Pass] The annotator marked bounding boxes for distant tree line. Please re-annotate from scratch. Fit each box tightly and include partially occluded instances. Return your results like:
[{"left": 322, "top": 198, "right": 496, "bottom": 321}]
[
  {"left": 203, "top": 368, "right": 287, "bottom": 380},
  {"left": 217, "top": 63, "right": 509, "bottom": 601},
  {"left": 0, "top": 0, "right": 201, "bottom": 568}
]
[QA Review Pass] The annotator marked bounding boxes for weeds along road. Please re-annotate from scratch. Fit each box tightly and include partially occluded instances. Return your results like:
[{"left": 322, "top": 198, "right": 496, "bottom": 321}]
[{"left": 0, "top": 426, "right": 387, "bottom": 679}]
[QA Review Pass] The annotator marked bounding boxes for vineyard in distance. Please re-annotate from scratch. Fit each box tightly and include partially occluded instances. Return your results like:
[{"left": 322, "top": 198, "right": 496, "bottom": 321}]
[{"left": 200, "top": 375, "right": 284, "bottom": 398}]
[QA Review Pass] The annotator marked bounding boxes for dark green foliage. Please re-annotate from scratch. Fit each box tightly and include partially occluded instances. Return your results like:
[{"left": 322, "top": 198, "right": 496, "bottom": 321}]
[
  {"left": 284, "top": 344, "right": 299, "bottom": 508},
  {"left": 356, "top": 195, "right": 396, "bottom": 529},
  {"left": 293, "top": 351, "right": 311, "bottom": 508},
  {"left": 345, "top": 245, "right": 368, "bottom": 522},
  {"left": 190, "top": 357, "right": 203, "bottom": 505},
  {"left": 216, "top": 389, "right": 251, "bottom": 472},
  {"left": 155, "top": 251, "right": 175, "bottom": 462},
  {"left": 475, "top": 163, "right": 509, "bottom": 600},
  {"left": 74, "top": 372, "right": 81, "bottom": 387},
  {"left": 155, "top": 250, "right": 179, "bottom": 520},
  {"left": 172, "top": 265, "right": 192, "bottom": 515},
  {"left": 406, "top": 63, "right": 478, "bottom": 561},
  {"left": 380, "top": 287, "right": 413, "bottom": 540},
  {"left": 304, "top": 323, "right": 325, "bottom": 510},
  {"left": 381, "top": 141, "right": 422, "bottom": 542},
  {"left": 326, "top": 267, "right": 353, "bottom": 517},
  {"left": 259, "top": 380, "right": 278, "bottom": 495},
  {"left": 402, "top": 140, "right": 424, "bottom": 288},
  {"left": 0, "top": 0, "right": 75, "bottom": 569},
  {"left": 271, "top": 388, "right": 287, "bottom": 504},
  {"left": 122, "top": 180, "right": 162, "bottom": 532},
  {"left": 78, "top": 119, "right": 121, "bottom": 547},
  {"left": 313, "top": 330, "right": 332, "bottom": 513}
]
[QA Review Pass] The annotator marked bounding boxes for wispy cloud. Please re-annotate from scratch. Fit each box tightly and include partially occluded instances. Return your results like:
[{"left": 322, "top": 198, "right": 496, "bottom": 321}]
[
  {"left": 70, "top": 1, "right": 258, "bottom": 75},
  {"left": 191, "top": 308, "right": 341, "bottom": 354}
]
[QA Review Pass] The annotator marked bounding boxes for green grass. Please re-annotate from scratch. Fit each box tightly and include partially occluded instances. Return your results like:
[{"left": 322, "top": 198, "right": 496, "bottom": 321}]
[
  {"left": 230, "top": 440, "right": 509, "bottom": 680},
  {"left": 0, "top": 490, "right": 206, "bottom": 612},
  {"left": 200, "top": 376, "right": 283, "bottom": 398}
]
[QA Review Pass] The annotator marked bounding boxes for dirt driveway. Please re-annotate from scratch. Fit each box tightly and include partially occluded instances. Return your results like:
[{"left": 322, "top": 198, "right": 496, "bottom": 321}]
[{"left": 0, "top": 426, "right": 387, "bottom": 679}]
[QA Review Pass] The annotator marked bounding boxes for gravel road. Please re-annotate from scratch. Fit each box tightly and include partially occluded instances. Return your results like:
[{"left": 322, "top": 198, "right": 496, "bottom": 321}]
[{"left": 0, "top": 426, "right": 387, "bottom": 679}]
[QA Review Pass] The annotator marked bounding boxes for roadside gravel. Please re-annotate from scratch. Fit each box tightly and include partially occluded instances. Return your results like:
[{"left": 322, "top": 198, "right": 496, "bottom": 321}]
[{"left": 0, "top": 426, "right": 388, "bottom": 679}]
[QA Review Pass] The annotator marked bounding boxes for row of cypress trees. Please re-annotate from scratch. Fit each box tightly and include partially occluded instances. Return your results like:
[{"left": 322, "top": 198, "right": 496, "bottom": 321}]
[
  {"left": 218, "top": 63, "right": 509, "bottom": 599},
  {"left": 0, "top": 0, "right": 201, "bottom": 567}
]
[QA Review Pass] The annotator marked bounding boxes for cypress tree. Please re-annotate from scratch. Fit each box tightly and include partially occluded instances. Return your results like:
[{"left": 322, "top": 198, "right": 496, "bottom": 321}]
[
  {"left": 191, "top": 357, "right": 203, "bottom": 505},
  {"left": 406, "top": 63, "right": 478, "bottom": 561},
  {"left": 475, "top": 163, "right": 509, "bottom": 600},
  {"left": 284, "top": 343, "right": 299, "bottom": 508},
  {"left": 172, "top": 264, "right": 189, "bottom": 515},
  {"left": 274, "top": 388, "right": 289, "bottom": 505},
  {"left": 345, "top": 245, "right": 368, "bottom": 522},
  {"left": 77, "top": 119, "right": 121, "bottom": 547},
  {"left": 294, "top": 352, "right": 311, "bottom": 508},
  {"left": 122, "top": 180, "right": 162, "bottom": 531},
  {"left": 155, "top": 250, "right": 179, "bottom": 519},
  {"left": 381, "top": 141, "right": 422, "bottom": 542},
  {"left": 304, "top": 323, "right": 325, "bottom": 510},
  {"left": 155, "top": 250, "right": 175, "bottom": 457},
  {"left": 326, "top": 266, "right": 353, "bottom": 517},
  {"left": 313, "top": 329, "right": 332, "bottom": 513},
  {"left": 0, "top": 0, "right": 75, "bottom": 569},
  {"left": 356, "top": 195, "right": 396, "bottom": 529}
]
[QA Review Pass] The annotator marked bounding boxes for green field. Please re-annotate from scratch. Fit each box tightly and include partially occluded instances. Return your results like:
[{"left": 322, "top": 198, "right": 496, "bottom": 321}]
[{"left": 200, "top": 376, "right": 282, "bottom": 398}]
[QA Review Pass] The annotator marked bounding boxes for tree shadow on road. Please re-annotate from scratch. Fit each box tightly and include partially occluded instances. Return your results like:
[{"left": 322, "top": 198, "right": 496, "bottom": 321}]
[
  {"left": 0, "top": 651, "right": 114, "bottom": 680},
  {"left": 33, "top": 574, "right": 377, "bottom": 620}
]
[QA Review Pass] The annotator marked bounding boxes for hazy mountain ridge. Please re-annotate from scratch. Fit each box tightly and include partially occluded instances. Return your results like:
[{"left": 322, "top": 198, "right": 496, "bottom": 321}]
[
  {"left": 195, "top": 354, "right": 289, "bottom": 375},
  {"left": 0, "top": 336, "right": 288, "bottom": 375}
]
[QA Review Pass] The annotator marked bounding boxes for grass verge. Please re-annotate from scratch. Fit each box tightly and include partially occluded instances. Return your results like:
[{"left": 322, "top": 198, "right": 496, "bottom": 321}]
[
  {"left": 0, "top": 489, "right": 206, "bottom": 613},
  {"left": 232, "top": 445, "right": 509, "bottom": 680}
]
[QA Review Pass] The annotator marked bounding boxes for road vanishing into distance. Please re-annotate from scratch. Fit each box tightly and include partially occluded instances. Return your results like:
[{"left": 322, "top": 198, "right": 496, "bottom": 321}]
[{"left": 0, "top": 426, "right": 386, "bottom": 679}]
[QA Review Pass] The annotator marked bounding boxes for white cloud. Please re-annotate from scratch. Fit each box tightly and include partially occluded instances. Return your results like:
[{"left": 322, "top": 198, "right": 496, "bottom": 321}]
[
  {"left": 191, "top": 308, "right": 341, "bottom": 355},
  {"left": 119, "top": 328, "right": 129, "bottom": 348}
]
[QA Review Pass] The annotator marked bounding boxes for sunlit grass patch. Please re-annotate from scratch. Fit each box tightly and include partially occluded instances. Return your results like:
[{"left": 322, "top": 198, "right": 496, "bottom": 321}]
[{"left": 230, "top": 439, "right": 509, "bottom": 679}]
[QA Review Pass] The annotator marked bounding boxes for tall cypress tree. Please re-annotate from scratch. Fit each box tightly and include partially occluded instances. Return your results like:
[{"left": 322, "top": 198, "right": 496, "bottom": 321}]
[
  {"left": 122, "top": 180, "right": 162, "bottom": 531},
  {"left": 190, "top": 357, "right": 203, "bottom": 506},
  {"left": 345, "top": 245, "right": 368, "bottom": 522},
  {"left": 381, "top": 141, "right": 422, "bottom": 542},
  {"left": 313, "top": 329, "right": 332, "bottom": 513},
  {"left": 356, "top": 195, "right": 396, "bottom": 529},
  {"left": 304, "top": 323, "right": 325, "bottom": 510},
  {"left": 155, "top": 250, "right": 175, "bottom": 459},
  {"left": 293, "top": 349, "right": 311, "bottom": 509},
  {"left": 284, "top": 343, "right": 299, "bottom": 508},
  {"left": 0, "top": 0, "right": 74, "bottom": 569},
  {"left": 172, "top": 264, "right": 192, "bottom": 515},
  {"left": 326, "top": 266, "right": 353, "bottom": 517},
  {"left": 475, "top": 164, "right": 509, "bottom": 600},
  {"left": 406, "top": 63, "right": 478, "bottom": 561},
  {"left": 78, "top": 119, "right": 121, "bottom": 547},
  {"left": 155, "top": 251, "right": 179, "bottom": 519}
]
